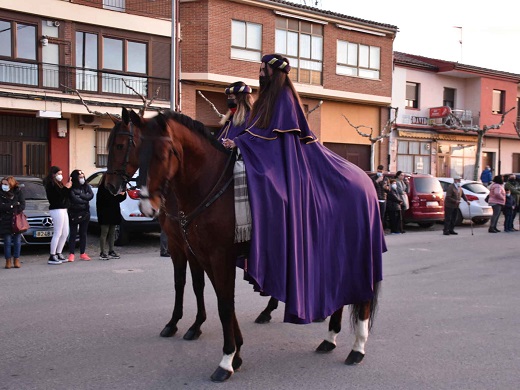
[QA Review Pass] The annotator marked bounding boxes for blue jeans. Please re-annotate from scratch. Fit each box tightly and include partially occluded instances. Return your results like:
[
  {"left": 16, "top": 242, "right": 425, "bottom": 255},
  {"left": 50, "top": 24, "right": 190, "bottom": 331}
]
[
  {"left": 503, "top": 209, "right": 514, "bottom": 231},
  {"left": 3, "top": 233, "right": 22, "bottom": 259}
]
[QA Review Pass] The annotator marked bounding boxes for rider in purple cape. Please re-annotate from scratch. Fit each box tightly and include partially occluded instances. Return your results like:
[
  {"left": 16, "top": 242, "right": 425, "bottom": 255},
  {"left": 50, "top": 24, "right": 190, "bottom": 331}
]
[
  {"left": 216, "top": 81, "right": 253, "bottom": 143},
  {"left": 232, "top": 54, "right": 386, "bottom": 324}
]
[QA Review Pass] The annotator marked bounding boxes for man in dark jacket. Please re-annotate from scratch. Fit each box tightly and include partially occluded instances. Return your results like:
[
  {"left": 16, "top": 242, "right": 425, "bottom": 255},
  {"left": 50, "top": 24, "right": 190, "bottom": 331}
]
[
  {"left": 371, "top": 165, "right": 389, "bottom": 228},
  {"left": 443, "top": 176, "right": 469, "bottom": 236}
]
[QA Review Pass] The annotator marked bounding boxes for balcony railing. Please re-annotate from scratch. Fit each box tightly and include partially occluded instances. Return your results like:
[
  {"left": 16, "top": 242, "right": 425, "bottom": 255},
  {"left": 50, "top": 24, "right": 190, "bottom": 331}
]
[{"left": 0, "top": 60, "right": 170, "bottom": 101}]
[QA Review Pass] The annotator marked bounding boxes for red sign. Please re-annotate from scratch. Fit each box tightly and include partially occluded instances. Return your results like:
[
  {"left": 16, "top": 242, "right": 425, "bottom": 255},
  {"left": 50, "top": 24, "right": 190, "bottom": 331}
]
[{"left": 429, "top": 106, "right": 452, "bottom": 118}]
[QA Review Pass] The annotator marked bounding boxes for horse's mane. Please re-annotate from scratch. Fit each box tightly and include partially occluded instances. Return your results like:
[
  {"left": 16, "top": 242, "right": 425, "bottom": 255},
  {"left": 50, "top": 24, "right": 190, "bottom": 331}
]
[
  {"left": 106, "top": 120, "right": 122, "bottom": 153},
  {"left": 161, "top": 110, "right": 228, "bottom": 154}
]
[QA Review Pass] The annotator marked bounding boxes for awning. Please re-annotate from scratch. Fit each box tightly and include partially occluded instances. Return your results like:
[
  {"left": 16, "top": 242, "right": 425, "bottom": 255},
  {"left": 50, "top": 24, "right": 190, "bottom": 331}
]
[{"left": 397, "top": 129, "right": 477, "bottom": 142}]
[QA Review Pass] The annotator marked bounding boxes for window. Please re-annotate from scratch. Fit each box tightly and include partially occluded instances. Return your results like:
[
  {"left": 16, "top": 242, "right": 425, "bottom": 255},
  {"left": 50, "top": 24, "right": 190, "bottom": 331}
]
[
  {"left": 103, "top": 0, "right": 125, "bottom": 12},
  {"left": 231, "top": 20, "right": 262, "bottom": 62},
  {"left": 0, "top": 20, "right": 38, "bottom": 85},
  {"left": 95, "top": 128, "right": 110, "bottom": 167},
  {"left": 397, "top": 140, "right": 431, "bottom": 174},
  {"left": 443, "top": 88, "right": 455, "bottom": 108},
  {"left": 336, "top": 40, "right": 380, "bottom": 79},
  {"left": 75, "top": 33, "right": 147, "bottom": 95},
  {"left": 275, "top": 17, "right": 323, "bottom": 85},
  {"left": 492, "top": 89, "right": 505, "bottom": 114},
  {"left": 406, "top": 82, "right": 419, "bottom": 109}
]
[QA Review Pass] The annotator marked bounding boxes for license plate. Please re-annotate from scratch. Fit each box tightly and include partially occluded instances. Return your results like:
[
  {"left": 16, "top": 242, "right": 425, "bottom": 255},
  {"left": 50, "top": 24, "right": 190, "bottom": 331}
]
[
  {"left": 426, "top": 201, "right": 438, "bottom": 207},
  {"left": 482, "top": 208, "right": 492, "bottom": 215},
  {"left": 34, "top": 231, "right": 53, "bottom": 238}
]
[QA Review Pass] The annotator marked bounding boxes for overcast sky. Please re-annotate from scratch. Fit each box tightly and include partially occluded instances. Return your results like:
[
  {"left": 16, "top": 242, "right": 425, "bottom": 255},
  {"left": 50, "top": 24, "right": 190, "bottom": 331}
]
[{"left": 318, "top": 0, "right": 520, "bottom": 74}]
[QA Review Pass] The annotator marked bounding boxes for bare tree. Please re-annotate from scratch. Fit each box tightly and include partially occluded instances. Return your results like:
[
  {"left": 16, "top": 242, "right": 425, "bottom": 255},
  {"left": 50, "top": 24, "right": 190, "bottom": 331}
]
[
  {"left": 343, "top": 107, "right": 398, "bottom": 171},
  {"left": 433, "top": 107, "right": 515, "bottom": 180}
]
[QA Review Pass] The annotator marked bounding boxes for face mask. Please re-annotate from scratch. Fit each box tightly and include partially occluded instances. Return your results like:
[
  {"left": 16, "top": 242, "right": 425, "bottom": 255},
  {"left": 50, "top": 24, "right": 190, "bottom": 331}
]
[
  {"left": 55, "top": 174, "right": 63, "bottom": 182},
  {"left": 259, "top": 75, "right": 269, "bottom": 89},
  {"left": 506, "top": 194, "right": 511, "bottom": 197},
  {"left": 1, "top": 184, "right": 9, "bottom": 192},
  {"left": 391, "top": 184, "right": 397, "bottom": 190},
  {"left": 376, "top": 172, "right": 382, "bottom": 177},
  {"left": 79, "top": 178, "right": 85, "bottom": 185},
  {"left": 227, "top": 99, "right": 237, "bottom": 109}
]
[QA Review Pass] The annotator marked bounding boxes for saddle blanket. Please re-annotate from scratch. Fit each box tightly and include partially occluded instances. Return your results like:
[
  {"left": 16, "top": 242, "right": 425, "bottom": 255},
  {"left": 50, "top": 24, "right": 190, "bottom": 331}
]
[{"left": 234, "top": 149, "right": 252, "bottom": 243}]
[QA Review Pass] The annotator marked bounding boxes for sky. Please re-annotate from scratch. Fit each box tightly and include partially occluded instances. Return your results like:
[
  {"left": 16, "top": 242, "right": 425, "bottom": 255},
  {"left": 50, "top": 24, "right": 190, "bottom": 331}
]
[{"left": 315, "top": 0, "right": 520, "bottom": 74}]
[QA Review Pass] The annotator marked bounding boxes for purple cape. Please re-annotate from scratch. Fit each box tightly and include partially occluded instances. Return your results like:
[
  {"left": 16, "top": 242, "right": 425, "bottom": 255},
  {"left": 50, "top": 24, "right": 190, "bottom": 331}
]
[{"left": 234, "top": 87, "right": 386, "bottom": 324}]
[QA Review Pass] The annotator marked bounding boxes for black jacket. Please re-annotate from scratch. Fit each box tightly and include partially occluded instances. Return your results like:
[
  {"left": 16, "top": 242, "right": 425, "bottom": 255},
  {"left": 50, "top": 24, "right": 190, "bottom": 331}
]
[
  {"left": 0, "top": 187, "right": 25, "bottom": 235},
  {"left": 68, "top": 184, "right": 94, "bottom": 220},
  {"left": 45, "top": 181, "right": 70, "bottom": 210},
  {"left": 96, "top": 183, "right": 126, "bottom": 225}
]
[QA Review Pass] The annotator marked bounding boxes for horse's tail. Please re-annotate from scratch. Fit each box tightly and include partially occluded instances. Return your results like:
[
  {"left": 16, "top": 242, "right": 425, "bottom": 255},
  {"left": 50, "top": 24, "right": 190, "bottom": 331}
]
[{"left": 350, "top": 281, "right": 380, "bottom": 331}]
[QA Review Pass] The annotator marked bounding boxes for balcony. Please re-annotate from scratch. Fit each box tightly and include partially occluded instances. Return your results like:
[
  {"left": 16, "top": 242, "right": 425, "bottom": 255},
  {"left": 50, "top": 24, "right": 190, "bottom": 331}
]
[{"left": 0, "top": 60, "right": 170, "bottom": 101}]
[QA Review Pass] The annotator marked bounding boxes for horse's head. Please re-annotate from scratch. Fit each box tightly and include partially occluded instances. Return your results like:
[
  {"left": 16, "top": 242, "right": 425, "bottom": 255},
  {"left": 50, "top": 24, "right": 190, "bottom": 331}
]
[
  {"left": 131, "top": 110, "right": 182, "bottom": 218},
  {"left": 105, "top": 107, "right": 139, "bottom": 195}
]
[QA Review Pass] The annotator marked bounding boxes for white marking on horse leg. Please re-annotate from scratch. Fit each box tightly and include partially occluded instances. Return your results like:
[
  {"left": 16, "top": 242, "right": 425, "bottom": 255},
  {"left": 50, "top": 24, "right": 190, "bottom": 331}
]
[
  {"left": 352, "top": 319, "right": 369, "bottom": 354},
  {"left": 218, "top": 351, "right": 236, "bottom": 373},
  {"left": 140, "top": 186, "right": 149, "bottom": 198},
  {"left": 325, "top": 330, "right": 338, "bottom": 345}
]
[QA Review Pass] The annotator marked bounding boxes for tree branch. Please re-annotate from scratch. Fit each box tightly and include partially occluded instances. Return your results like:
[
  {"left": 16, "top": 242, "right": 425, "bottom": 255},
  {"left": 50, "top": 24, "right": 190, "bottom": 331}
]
[
  {"left": 308, "top": 100, "right": 323, "bottom": 115},
  {"left": 60, "top": 84, "right": 111, "bottom": 117},
  {"left": 197, "top": 91, "right": 224, "bottom": 118}
]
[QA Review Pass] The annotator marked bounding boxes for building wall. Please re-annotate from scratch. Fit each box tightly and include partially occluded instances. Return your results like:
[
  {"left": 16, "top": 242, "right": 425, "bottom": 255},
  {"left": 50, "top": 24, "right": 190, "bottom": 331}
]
[
  {"left": 480, "top": 77, "right": 518, "bottom": 137},
  {"left": 321, "top": 102, "right": 377, "bottom": 145}
]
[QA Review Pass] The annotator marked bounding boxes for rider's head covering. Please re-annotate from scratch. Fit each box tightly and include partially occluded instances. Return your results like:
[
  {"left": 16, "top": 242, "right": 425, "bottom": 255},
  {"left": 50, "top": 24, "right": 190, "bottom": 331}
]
[
  {"left": 261, "top": 54, "right": 291, "bottom": 74},
  {"left": 225, "top": 81, "right": 252, "bottom": 95}
]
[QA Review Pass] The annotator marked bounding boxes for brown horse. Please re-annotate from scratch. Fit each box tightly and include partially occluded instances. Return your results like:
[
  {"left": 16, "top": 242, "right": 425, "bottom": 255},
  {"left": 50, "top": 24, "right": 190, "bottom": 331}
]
[
  {"left": 105, "top": 107, "right": 207, "bottom": 340},
  {"left": 130, "top": 109, "right": 379, "bottom": 382},
  {"left": 104, "top": 108, "right": 280, "bottom": 339}
]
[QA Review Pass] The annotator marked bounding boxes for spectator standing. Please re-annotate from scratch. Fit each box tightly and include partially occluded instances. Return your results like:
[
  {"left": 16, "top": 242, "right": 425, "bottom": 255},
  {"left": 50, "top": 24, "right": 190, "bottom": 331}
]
[
  {"left": 443, "top": 176, "right": 469, "bottom": 236},
  {"left": 395, "top": 171, "right": 409, "bottom": 233},
  {"left": 504, "top": 174, "right": 520, "bottom": 231},
  {"left": 67, "top": 170, "right": 94, "bottom": 261},
  {"left": 488, "top": 175, "right": 506, "bottom": 233},
  {"left": 480, "top": 165, "right": 492, "bottom": 186},
  {"left": 371, "top": 165, "right": 389, "bottom": 228},
  {"left": 96, "top": 173, "right": 126, "bottom": 260},
  {"left": 502, "top": 189, "right": 517, "bottom": 232},
  {"left": 386, "top": 179, "right": 403, "bottom": 234},
  {"left": 1, "top": 176, "right": 25, "bottom": 269},
  {"left": 44, "top": 166, "right": 71, "bottom": 265}
]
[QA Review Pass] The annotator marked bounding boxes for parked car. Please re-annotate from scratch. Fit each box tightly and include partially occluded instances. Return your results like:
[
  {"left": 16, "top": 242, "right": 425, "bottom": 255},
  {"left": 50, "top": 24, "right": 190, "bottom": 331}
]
[
  {"left": 366, "top": 172, "right": 445, "bottom": 228},
  {"left": 0, "top": 176, "right": 54, "bottom": 246},
  {"left": 438, "top": 178, "right": 491, "bottom": 225},
  {"left": 86, "top": 169, "right": 160, "bottom": 245}
]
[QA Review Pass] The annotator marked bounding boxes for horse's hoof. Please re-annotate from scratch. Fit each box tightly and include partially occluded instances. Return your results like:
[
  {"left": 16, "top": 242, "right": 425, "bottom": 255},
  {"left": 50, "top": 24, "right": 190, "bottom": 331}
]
[
  {"left": 316, "top": 340, "right": 336, "bottom": 353},
  {"left": 232, "top": 355, "right": 243, "bottom": 371},
  {"left": 345, "top": 350, "right": 364, "bottom": 365},
  {"left": 183, "top": 328, "right": 202, "bottom": 340},
  {"left": 254, "top": 312, "right": 271, "bottom": 324},
  {"left": 210, "top": 366, "right": 233, "bottom": 382},
  {"left": 160, "top": 325, "right": 178, "bottom": 338}
]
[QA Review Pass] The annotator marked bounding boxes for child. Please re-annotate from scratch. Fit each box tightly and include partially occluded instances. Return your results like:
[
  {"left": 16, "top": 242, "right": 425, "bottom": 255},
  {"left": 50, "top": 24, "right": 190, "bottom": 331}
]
[{"left": 503, "top": 189, "right": 517, "bottom": 232}]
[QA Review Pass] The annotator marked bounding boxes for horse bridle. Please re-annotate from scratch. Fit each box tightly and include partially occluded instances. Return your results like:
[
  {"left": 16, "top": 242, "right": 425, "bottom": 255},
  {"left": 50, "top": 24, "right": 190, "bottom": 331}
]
[
  {"left": 105, "top": 122, "right": 136, "bottom": 184},
  {"left": 138, "top": 133, "right": 236, "bottom": 258}
]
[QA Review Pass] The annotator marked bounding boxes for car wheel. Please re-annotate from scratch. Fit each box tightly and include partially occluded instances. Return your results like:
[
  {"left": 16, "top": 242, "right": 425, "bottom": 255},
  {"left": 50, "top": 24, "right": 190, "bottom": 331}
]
[
  {"left": 417, "top": 222, "right": 434, "bottom": 228},
  {"left": 455, "top": 209, "right": 464, "bottom": 226},
  {"left": 114, "top": 224, "right": 130, "bottom": 246},
  {"left": 472, "top": 218, "right": 489, "bottom": 225}
]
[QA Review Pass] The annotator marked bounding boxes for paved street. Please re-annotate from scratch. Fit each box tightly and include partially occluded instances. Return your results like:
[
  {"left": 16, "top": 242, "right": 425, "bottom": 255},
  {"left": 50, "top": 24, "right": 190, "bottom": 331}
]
[{"left": 1, "top": 220, "right": 519, "bottom": 390}]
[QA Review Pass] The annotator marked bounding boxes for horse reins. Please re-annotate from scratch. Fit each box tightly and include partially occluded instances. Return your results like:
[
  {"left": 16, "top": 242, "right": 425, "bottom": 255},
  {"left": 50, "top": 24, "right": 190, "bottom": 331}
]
[{"left": 140, "top": 133, "right": 236, "bottom": 259}]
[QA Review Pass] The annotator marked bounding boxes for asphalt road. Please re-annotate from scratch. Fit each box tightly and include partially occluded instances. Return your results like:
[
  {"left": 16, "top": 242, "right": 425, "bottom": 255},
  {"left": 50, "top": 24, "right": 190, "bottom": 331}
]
[{"left": 1, "top": 220, "right": 519, "bottom": 390}]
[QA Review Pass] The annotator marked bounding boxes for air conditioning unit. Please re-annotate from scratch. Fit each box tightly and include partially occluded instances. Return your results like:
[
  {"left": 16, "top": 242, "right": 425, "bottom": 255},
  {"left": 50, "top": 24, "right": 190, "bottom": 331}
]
[{"left": 78, "top": 115, "right": 103, "bottom": 127}]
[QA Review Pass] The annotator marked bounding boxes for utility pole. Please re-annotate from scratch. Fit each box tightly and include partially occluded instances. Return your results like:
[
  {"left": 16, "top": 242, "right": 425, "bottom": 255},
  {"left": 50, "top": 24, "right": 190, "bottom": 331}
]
[
  {"left": 453, "top": 26, "right": 463, "bottom": 63},
  {"left": 170, "top": 0, "right": 177, "bottom": 110}
]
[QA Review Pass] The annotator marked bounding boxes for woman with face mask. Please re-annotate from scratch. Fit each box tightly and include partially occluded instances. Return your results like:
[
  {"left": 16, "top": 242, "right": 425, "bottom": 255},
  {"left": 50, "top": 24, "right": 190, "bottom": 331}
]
[
  {"left": 217, "top": 81, "right": 254, "bottom": 148},
  {"left": 1, "top": 176, "right": 25, "bottom": 269},
  {"left": 43, "top": 166, "right": 72, "bottom": 265},
  {"left": 67, "top": 169, "right": 94, "bottom": 262}
]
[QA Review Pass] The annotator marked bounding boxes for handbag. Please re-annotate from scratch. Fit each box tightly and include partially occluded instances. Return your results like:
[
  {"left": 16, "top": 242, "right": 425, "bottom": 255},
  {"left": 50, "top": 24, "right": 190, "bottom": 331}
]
[
  {"left": 12, "top": 211, "right": 30, "bottom": 233},
  {"left": 484, "top": 194, "right": 490, "bottom": 203}
]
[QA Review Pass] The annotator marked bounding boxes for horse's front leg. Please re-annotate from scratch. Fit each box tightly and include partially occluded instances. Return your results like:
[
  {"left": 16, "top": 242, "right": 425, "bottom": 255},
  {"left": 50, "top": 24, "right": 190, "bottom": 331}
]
[
  {"left": 160, "top": 256, "right": 188, "bottom": 337},
  {"left": 316, "top": 306, "right": 343, "bottom": 353},
  {"left": 254, "top": 296, "right": 279, "bottom": 324},
  {"left": 209, "top": 268, "right": 239, "bottom": 382},
  {"left": 183, "top": 260, "right": 206, "bottom": 340}
]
